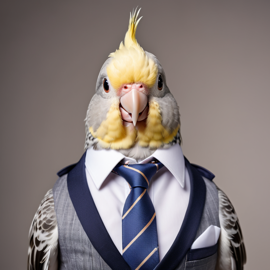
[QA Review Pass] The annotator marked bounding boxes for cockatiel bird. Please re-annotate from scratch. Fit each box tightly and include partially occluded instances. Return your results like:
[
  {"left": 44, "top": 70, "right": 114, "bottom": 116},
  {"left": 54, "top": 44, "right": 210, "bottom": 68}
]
[{"left": 28, "top": 8, "right": 246, "bottom": 270}]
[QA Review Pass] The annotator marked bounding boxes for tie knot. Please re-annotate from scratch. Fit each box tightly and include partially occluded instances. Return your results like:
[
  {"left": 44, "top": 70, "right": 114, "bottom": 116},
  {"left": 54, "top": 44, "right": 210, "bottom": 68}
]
[{"left": 114, "top": 162, "right": 164, "bottom": 189}]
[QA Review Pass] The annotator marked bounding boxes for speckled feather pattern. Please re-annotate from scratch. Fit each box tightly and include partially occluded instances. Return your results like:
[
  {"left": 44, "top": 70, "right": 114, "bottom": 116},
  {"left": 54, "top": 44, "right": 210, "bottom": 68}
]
[
  {"left": 28, "top": 189, "right": 58, "bottom": 270},
  {"left": 216, "top": 189, "right": 246, "bottom": 270}
]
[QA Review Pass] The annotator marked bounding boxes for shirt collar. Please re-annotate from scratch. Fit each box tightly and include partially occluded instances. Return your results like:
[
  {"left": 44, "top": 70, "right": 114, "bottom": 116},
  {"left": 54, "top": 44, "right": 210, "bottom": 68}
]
[{"left": 85, "top": 144, "right": 185, "bottom": 190}]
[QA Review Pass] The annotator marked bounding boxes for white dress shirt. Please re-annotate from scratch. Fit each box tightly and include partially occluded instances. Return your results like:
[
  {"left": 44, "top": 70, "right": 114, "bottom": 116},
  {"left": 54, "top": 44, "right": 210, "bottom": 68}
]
[{"left": 85, "top": 144, "right": 190, "bottom": 260}]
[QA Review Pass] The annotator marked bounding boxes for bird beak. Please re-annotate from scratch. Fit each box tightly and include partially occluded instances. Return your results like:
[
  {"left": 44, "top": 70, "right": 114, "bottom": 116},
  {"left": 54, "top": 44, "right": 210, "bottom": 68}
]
[{"left": 119, "top": 84, "right": 148, "bottom": 126}]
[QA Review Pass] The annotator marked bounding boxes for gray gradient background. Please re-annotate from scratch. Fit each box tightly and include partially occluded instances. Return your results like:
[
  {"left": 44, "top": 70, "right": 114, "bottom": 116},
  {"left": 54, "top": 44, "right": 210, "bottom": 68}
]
[{"left": 1, "top": 1, "right": 269, "bottom": 269}]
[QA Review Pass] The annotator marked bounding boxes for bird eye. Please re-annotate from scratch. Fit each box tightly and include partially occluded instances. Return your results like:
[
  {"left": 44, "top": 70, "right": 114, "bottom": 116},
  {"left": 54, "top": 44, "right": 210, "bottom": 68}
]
[
  {"left": 158, "top": 75, "right": 163, "bottom": 90},
  {"left": 103, "top": 78, "right": 110, "bottom": 93}
]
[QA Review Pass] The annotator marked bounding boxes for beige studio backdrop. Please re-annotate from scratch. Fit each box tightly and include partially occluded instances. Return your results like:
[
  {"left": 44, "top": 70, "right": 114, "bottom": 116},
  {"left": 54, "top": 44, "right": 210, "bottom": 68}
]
[{"left": 1, "top": 1, "right": 270, "bottom": 269}]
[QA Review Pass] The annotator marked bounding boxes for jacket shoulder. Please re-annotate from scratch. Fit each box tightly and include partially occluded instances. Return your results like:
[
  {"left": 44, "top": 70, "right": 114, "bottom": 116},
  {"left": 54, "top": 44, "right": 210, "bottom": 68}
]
[
  {"left": 190, "top": 163, "right": 215, "bottom": 181},
  {"left": 57, "top": 163, "right": 77, "bottom": 177}
]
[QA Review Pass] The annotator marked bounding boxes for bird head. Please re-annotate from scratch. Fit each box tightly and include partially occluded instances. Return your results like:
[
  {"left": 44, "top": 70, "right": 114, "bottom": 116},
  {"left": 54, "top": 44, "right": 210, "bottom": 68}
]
[{"left": 85, "top": 8, "right": 181, "bottom": 160}]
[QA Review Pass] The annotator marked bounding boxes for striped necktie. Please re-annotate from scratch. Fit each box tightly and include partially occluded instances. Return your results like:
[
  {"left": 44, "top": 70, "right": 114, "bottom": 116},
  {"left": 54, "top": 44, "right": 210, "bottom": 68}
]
[{"left": 113, "top": 161, "right": 164, "bottom": 270}]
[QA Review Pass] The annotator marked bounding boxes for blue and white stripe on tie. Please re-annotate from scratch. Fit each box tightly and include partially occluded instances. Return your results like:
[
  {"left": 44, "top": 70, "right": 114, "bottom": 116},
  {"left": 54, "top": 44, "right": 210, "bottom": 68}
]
[{"left": 113, "top": 161, "right": 164, "bottom": 270}]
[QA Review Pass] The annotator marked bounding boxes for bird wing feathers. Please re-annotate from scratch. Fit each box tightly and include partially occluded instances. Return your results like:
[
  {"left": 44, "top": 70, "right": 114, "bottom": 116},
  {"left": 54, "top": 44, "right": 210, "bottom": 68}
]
[
  {"left": 216, "top": 188, "right": 246, "bottom": 270},
  {"left": 27, "top": 189, "right": 58, "bottom": 270}
]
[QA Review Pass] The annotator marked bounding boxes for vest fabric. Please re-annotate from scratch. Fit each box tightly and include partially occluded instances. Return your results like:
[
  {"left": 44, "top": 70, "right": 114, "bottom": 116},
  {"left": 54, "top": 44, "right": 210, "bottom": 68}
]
[{"left": 53, "top": 157, "right": 220, "bottom": 270}]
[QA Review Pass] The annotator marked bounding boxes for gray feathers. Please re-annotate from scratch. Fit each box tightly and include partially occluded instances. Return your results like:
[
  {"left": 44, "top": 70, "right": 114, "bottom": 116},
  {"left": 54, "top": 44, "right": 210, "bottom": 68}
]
[
  {"left": 85, "top": 94, "right": 117, "bottom": 132},
  {"left": 216, "top": 189, "right": 246, "bottom": 270},
  {"left": 84, "top": 125, "right": 99, "bottom": 150},
  {"left": 84, "top": 53, "right": 181, "bottom": 158},
  {"left": 28, "top": 189, "right": 58, "bottom": 270},
  {"left": 152, "top": 93, "right": 180, "bottom": 134}
]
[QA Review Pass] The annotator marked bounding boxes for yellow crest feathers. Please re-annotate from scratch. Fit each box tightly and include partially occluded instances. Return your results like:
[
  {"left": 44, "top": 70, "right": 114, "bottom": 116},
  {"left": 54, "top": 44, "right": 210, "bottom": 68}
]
[
  {"left": 123, "top": 8, "right": 142, "bottom": 48},
  {"left": 107, "top": 8, "right": 158, "bottom": 90}
]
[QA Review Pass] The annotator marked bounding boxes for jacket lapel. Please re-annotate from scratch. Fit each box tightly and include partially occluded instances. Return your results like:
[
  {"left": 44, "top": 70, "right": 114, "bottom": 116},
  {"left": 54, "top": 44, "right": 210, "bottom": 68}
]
[
  {"left": 67, "top": 152, "right": 131, "bottom": 270},
  {"left": 155, "top": 157, "right": 206, "bottom": 270},
  {"left": 66, "top": 153, "right": 206, "bottom": 270}
]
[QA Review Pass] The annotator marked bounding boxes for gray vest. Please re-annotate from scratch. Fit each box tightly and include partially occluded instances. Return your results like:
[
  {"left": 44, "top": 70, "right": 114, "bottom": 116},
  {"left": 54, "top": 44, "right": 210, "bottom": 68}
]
[{"left": 53, "top": 157, "right": 219, "bottom": 270}]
